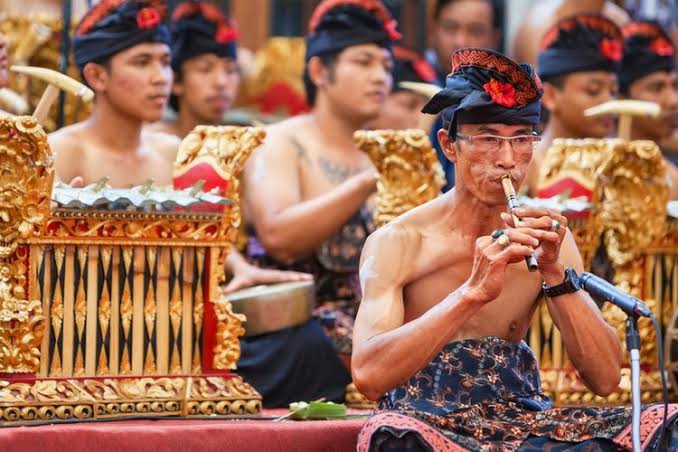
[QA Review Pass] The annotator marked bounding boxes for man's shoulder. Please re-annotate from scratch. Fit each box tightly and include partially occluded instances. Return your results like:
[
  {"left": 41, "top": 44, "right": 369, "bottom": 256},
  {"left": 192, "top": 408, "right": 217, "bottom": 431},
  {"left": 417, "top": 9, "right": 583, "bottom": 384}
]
[
  {"left": 48, "top": 122, "right": 88, "bottom": 156},
  {"left": 264, "top": 114, "right": 313, "bottom": 143},
  {"left": 142, "top": 129, "right": 182, "bottom": 161},
  {"left": 366, "top": 206, "right": 431, "bottom": 253}
]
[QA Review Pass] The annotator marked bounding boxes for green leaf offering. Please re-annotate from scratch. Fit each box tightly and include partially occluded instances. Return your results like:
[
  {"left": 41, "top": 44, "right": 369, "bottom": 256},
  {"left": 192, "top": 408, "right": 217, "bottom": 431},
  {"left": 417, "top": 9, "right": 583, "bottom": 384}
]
[{"left": 288, "top": 401, "right": 347, "bottom": 420}]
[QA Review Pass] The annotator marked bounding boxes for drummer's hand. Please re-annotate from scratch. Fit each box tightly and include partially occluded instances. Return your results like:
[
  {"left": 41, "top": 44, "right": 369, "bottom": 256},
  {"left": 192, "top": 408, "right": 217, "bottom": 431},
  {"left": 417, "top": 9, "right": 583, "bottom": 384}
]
[
  {"left": 500, "top": 207, "right": 567, "bottom": 272},
  {"left": 223, "top": 259, "right": 312, "bottom": 294},
  {"left": 68, "top": 176, "right": 84, "bottom": 188}
]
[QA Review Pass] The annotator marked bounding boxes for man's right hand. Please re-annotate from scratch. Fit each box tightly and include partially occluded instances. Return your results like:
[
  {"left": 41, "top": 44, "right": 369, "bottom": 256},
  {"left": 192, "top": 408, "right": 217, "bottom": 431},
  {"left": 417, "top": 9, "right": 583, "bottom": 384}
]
[{"left": 464, "top": 228, "right": 539, "bottom": 304}]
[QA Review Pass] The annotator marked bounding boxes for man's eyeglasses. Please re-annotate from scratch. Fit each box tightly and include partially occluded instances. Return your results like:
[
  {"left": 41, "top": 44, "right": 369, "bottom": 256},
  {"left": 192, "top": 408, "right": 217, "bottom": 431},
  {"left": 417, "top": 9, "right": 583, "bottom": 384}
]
[{"left": 455, "top": 132, "right": 541, "bottom": 154}]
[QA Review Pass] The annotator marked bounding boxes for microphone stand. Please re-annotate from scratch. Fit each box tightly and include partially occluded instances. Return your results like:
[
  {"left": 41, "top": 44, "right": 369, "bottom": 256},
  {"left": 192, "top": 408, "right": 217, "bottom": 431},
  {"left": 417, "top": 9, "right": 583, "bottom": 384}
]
[
  {"left": 625, "top": 314, "right": 642, "bottom": 452},
  {"left": 577, "top": 272, "right": 643, "bottom": 452}
]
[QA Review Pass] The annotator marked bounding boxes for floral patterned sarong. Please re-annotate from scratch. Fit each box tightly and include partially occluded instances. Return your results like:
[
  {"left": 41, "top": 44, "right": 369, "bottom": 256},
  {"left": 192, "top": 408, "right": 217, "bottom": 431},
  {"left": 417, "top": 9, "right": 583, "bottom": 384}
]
[{"left": 358, "top": 336, "right": 678, "bottom": 451}]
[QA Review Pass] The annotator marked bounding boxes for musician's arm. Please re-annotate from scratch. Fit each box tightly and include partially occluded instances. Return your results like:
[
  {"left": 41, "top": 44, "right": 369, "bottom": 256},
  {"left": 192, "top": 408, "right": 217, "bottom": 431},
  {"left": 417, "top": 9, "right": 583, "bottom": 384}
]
[
  {"left": 543, "top": 229, "right": 623, "bottom": 396},
  {"left": 351, "top": 225, "right": 484, "bottom": 400},
  {"left": 244, "top": 131, "right": 375, "bottom": 262}
]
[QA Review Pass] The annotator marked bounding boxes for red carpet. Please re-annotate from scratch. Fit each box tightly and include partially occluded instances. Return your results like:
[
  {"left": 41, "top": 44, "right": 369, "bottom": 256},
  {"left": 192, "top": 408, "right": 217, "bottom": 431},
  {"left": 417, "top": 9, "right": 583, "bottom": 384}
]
[{"left": 0, "top": 409, "right": 368, "bottom": 452}]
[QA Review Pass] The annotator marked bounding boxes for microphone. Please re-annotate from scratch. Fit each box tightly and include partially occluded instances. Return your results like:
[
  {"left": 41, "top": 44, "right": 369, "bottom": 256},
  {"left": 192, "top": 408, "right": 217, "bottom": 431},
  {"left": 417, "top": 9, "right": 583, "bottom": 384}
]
[{"left": 579, "top": 272, "right": 652, "bottom": 318}]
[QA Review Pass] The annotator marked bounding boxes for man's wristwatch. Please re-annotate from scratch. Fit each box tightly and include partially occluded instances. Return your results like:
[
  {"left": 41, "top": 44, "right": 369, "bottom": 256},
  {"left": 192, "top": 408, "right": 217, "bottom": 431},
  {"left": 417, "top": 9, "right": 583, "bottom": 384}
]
[{"left": 542, "top": 267, "right": 581, "bottom": 298}]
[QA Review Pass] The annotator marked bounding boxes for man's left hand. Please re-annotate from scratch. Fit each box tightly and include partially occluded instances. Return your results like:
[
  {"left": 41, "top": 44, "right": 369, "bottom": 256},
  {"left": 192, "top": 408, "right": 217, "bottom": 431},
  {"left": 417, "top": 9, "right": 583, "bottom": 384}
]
[
  {"left": 501, "top": 207, "right": 567, "bottom": 274},
  {"left": 223, "top": 260, "right": 313, "bottom": 294}
]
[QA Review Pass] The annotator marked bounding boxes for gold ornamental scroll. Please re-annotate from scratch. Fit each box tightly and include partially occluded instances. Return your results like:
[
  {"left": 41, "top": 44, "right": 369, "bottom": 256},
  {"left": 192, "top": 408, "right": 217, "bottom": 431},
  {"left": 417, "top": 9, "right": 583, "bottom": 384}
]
[
  {"left": 355, "top": 129, "right": 445, "bottom": 228},
  {"left": 0, "top": 116, "right": 53, "bottom": 374}
]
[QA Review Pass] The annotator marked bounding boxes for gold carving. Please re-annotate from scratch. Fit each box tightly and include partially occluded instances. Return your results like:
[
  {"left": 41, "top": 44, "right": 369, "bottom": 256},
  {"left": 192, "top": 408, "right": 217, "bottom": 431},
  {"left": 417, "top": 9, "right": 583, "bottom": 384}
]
[
  {"left": 0, "top": 375, "right": 260, "bottom": 424},
  {"left": 595, "top": 140, "right": 668, "bottom": 267},
  {"left": 240, "top": 37, "right": 306, "bottom": 115},
  {"left": 193, "top": 248, "right": 205, "bottom": 374},
  {"left": 355, "top": 129, "right": 445, "bottom": 227},
  {"left": 186, "top": 376, "right": 261, "bottom": 416},
  {"left": 170, "top": 249, "right": 182, "bottom": 375},
  {"left": 0, "top": 116, "right": 53, "bottom": 373},
  {"left": 144, "top": 281, "right": 157, "bottom": 375},
  {"left": 175, "top": 125, "right": 264, "bottom": 249},
  {"left": 538, "top": 138, "right": 611, "bottom": 193},
  {"left": 212, "top": 297, "right": 245, "bottom": 370},
  {"left": 98, "top": 247, "right": 111, "bottom": 375},
  {"left": 0, "top": 13, "right": 92, "bottom": 130},
  {"left": 39, "top": 211, "right": 233, "bottom": 247},
  {"left": 0, "top": 123, "right": 261, "bottom": 420}
]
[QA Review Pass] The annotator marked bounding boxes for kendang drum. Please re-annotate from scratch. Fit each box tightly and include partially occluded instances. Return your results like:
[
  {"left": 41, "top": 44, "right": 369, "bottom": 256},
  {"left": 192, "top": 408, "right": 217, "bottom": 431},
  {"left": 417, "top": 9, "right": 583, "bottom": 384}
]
[{"left": 226, "top": 281, "right": 315, "bottom": 336}]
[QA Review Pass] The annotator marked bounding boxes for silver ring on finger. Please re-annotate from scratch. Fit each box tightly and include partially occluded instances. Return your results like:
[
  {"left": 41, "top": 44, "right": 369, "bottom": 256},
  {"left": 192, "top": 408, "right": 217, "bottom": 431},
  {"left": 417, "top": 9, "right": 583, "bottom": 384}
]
[
  {"left": 491, "top": 229, "right": 505, "bottom": 240},
  {"left": 496, "top": 234, "right": 510, "bottom": 248},
  {"left": 550, "top": 219, "right": 561, "bottom": 232}
]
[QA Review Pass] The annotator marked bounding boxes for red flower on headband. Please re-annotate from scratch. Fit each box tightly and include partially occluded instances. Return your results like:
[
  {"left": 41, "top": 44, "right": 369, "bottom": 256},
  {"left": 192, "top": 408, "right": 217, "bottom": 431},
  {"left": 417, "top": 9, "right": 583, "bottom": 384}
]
[
  {"left": 599, "top": 38, "right": 623, "bottom": 61},
  {"left": 483, "top": 79, "right": 516, "bottom": 108},
  {"left": 215, "top": 24, "right": 239, "bottom": 43},
  {"left": 413, "top": 59, "right": 436, "bottom": 83},
  {"left": 649, "top": 38, "right": 674, "bottom": 56},
  {"left": 384, "top": 19, "right": 402, "bottom": 41},
  {"left": 137, "top": 7, "right": 161, "bottom": 29}
]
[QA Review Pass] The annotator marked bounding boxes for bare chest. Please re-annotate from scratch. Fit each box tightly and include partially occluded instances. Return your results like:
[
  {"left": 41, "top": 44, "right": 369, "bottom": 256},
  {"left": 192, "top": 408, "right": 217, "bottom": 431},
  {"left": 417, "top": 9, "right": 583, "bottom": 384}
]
[
  {"left": 292, "top": 137, "right": 373, "bottom": 199},
  {"left": 402, "top": 243, "right": 544, "bottom": 342},
  {"left": 82, "top": 149, "right": 173, "bottom": 187}
]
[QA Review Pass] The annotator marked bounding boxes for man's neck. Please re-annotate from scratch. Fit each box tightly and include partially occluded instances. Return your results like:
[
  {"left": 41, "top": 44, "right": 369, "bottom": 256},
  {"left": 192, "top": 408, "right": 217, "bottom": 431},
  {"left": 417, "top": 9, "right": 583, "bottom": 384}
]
[
  {"left": 541, "top": 119, "right": 579, "bottom": 147},
  {"left": 86, "top": 100, "right": 143, "bottom": 153},
  {"left": 442, "top": 185, "right": 505, "bottom": 239},
  {"left": 174, "top": 107, "right": 212, "bottom": 139},
  {"left": 312, "top": 96, "right": 367, "bottom": 156}
]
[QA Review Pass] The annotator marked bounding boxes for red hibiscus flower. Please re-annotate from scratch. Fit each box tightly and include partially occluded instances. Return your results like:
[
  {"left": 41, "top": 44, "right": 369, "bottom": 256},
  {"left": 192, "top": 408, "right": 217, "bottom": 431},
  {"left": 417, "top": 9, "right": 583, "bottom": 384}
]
[
  {"left": 137, "top": 7, "right": 161, "bottom": 30},
  {"left": 649, "top": 38, "right": 674, "bottom": 56},
  {"left": 599, "top": 38, "right": 623, "bottom": 61},
  {"left": 384, "top": 20, "right": 402, "bottom": 41},
  {"left": 215, "top": 24, "right": 239, "bottom": 43},
  {"left": 483, "top": 79, "right": 516, "bottom": 108},
  {"left": 413, "top": 59, "right": 436, "bottom": 83}
]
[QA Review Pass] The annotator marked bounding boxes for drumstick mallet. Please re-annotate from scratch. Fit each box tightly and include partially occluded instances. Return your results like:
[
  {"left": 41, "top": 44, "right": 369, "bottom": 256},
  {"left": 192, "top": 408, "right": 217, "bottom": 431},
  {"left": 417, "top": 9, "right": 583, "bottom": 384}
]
[
  {"left": 501, "top": 175, "right": 538, "bottom": 272},
  {"left": 10, "top": 65, "right": 94, "bottom": 124},
  {"left": 584, "top": 99, "right": 660, "bottom": 141}
]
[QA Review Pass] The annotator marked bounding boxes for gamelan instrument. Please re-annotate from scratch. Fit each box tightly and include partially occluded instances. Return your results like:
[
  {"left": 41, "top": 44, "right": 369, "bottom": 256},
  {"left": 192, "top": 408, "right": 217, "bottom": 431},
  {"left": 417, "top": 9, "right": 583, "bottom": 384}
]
[
  {"left": 226, "top": 281, "right": 316, "bottom": 337},
  {"left": 0, "top": 70, "right": 265, "bottom": 424}
]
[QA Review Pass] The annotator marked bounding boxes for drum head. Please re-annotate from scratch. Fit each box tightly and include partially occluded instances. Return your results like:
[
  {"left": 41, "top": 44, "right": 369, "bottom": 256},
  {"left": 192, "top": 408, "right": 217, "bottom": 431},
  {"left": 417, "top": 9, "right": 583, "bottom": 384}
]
[
  {"left": 225, "top": 280, "right": 314, "bottom": 302},
  {"left": 224, "top": 280, "right": 316, "bottom": 336}
]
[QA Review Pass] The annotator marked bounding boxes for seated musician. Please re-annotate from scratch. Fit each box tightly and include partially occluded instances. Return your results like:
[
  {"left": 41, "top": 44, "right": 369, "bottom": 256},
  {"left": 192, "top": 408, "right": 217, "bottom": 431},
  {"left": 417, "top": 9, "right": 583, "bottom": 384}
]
[
  {"left": 240, "top": 0, "right": 396, "bottom": 406},
  {"left": 153, "top": 1, "right": 240, "bottom": 138},
  {"left": 354, "top": 47, "right": 677, "bottom": 451},
  {"left": 50, "top": 0, "right": 179, "bottom": 187},
  {"left": 154, "top": 0, "right": 311, "bottom": 292},
  {"left": 620, "top": 20, "right": 678, "bottom": 200},
  {"left": 365, "top": 46, "right": 437, "bottom": 131},
  {"left": 50, "top": 0, "right": 305, "bottom": 296},
  {"left": 525, "top": 14, "right": 622, "bottom": 196}
]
